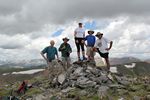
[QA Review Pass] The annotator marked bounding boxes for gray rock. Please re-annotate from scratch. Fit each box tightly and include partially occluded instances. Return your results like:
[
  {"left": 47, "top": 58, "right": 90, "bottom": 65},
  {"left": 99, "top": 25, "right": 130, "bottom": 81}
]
[
  {"left": 80, "top": 90, "right": 87, "bottom": 96},
  {"left": 133, "top": 96, "right": 141, "bottom": 100},
  {"left": 109, "top": 84, "right": 125, "bottom": 89},
  {"left": 61, "top": 87, "right": 75, "bottom": 93},
  {"left": 146, "top": 95, "right": 150, "bottom": 99},
  {"left": 76, "top": 76, "right": 96, "bottom": 88},
  {"left": 97, "top": 86, "right": 109, "bottom": 98},
  {"left": 57, "top": 73, "right": 66, "bottom": 84},
  {"left": 115, "top": 76, "right": 130, "bottom": 85},
  {"left": 73, "top": 67, "right": 83, "bottom": 76},
  {"left": 33, "top": 94, "right": 47, "bottom": 100},
  {"left": 99, "top": 75, "right": 109, "bottom": 83}
]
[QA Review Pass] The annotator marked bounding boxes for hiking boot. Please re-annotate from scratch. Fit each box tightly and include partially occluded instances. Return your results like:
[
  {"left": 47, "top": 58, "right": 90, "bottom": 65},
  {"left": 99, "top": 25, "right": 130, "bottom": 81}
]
[
  {"left": 82, "top": 57, "right": 87, "bottom": 61},
  {"left": 78, "top": 58, "right": 82, "bottom": 61}
]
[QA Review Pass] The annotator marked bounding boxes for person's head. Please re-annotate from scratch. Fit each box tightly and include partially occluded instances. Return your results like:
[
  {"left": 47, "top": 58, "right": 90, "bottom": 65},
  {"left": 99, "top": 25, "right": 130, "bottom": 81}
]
[
  {"left": 50, "top": 40, "right": 55, "bottom": 46},
  {"left": 95, "top": 32, "right": 103, "bottom": 39},
  {"left": 88, "top": 30, "right": 94, "bottom": 35},
  {"left": 62, "top": 37, "right": 69, "bottom": 43},
  {"left": 78, "top": 23, "right": 83, "bottom": 28}
]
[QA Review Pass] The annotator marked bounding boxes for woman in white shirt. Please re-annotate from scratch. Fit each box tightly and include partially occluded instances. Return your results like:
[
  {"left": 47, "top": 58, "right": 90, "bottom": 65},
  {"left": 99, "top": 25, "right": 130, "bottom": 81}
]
[{"left": 74, "top": 23, "right": 87, "bottom": 61}]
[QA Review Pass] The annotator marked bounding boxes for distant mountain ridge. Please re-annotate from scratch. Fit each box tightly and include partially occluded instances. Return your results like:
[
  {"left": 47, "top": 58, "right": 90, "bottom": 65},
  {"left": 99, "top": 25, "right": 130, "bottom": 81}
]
[
  {"left": 0, "top": 59, "right": 46, "bottom": 68},
  {"left": 110, "top": 57, "right": 141, "bottom": 65},
  {"left": 0, "top": 57, "right": 146, "bottom": 68}
]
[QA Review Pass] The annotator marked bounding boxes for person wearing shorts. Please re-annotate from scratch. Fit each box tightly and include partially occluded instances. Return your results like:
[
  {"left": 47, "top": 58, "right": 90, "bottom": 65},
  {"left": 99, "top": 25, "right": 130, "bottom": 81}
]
[
  {"left": 59, "top": 37, "right": 72, "bottom": 70},
  {"left": 85, "top": 30, "right": 96, "bottom": 61},
  {"left": 94, "top": 32, "right": 113, "bottom": 70},
  {"left": 74, "top": 23, "right": 87, "bottom": 61}
]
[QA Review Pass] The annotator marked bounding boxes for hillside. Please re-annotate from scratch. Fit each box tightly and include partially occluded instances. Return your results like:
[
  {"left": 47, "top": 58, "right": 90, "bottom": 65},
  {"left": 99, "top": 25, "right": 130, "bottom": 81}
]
[
  {"left": 115, "top": 62, "right": 150, "bottom": 76},
  {"left": 0, "top": 61, "right": 150, "bottom": 100}
]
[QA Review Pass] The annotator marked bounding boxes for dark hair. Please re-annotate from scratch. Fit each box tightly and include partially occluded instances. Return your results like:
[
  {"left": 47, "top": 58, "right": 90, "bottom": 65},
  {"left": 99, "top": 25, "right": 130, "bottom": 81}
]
[{"left": 78, "top": 23, "right": 82, "bottom": 25}]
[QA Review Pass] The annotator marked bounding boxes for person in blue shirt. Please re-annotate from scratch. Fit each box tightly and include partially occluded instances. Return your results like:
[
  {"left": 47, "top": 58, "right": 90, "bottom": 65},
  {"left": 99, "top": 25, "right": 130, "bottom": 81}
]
[
  {"left": 85, "top": 30, "right": 96, "bottom": 61},
  {"left": 41, "top": 40, "right": 59, "bottom": 69}
]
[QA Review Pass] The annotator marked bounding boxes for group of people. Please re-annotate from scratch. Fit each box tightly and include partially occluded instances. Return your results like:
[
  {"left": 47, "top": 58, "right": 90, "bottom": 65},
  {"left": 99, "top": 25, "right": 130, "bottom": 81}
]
[{"left": 41, "top": 23, "right": 113, "bottom": 71}]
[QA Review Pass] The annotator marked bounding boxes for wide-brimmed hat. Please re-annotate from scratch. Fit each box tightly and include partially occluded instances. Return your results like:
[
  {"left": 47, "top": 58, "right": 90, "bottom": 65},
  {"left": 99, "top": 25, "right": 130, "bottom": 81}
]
[
  {"left": 95, "top": 32, "right": 103, "bottom": 37},
  {"left": 88, "top": 30, "right": 94, "bottom": 34},
  {"left": 62, "top": 37, "right": 69, "bottom": 41}
]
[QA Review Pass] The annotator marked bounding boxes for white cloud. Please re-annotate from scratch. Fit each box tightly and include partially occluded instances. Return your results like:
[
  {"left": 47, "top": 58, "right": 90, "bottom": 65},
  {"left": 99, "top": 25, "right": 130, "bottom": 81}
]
[{"left": 0, "top": 0, "right": 150, "bottom": 61}]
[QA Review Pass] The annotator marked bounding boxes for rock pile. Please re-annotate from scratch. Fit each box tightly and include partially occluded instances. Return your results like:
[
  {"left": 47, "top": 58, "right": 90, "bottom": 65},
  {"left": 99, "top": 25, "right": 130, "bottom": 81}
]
[{"left": 48, "top": 61, "right": 131, "bottom": 97}]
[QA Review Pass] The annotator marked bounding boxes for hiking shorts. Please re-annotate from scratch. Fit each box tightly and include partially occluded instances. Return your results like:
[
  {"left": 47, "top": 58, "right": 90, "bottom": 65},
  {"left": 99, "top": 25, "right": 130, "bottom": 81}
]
[
  {"left": 61, "top": 57, "right": 71, "bottom": 63},
  {"left": 86, "top": 46, "right": 95, "bottom": 57},
  {"left": 75, "top": 37, "right": 85, "bottom": 52},
  {"left": 98, "top": 51, "right": 109, "bottom": 59}
]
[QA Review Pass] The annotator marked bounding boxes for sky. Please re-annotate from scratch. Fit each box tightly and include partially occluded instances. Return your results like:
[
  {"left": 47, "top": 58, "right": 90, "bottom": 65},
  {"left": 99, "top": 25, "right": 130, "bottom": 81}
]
[{"left": 0, "top": 0, "right": 150, "bottom": 62}]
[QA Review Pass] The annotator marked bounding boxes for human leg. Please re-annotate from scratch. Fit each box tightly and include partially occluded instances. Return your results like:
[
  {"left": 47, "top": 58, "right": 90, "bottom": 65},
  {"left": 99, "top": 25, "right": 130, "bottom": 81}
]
[
  {"left": 80, "top": 41, "right": 86, "bottom": 60},
  {"left": 75, "top": 38, "right": 81, "bottom": 61}
]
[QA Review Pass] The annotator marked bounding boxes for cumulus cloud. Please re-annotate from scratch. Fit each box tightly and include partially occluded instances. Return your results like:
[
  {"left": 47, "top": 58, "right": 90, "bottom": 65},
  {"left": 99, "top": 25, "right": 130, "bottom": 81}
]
[
  {"left": 0, "top": 0, "right": 150, "bottom": 35},
  {"left": 0, "top": 34, "right": 31, "bottom": 49}
]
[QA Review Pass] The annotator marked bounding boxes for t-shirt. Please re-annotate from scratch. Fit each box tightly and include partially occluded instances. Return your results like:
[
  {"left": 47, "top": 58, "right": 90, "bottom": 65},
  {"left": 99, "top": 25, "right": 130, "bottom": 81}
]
[
  {"left": 94, "top": 37, "right": 111, "bottom": 53},
  {"left": 85, "top": 35, "right": 96, "bottom": 47},
  {"left": 74, "top": 27, "right": 85, "bottom": 38},
  {"left": 59, "top": 43, "right": 72, "bottom": 57},
  {"left": 41, "top": 46, "right": 58, "bottom": 61}
]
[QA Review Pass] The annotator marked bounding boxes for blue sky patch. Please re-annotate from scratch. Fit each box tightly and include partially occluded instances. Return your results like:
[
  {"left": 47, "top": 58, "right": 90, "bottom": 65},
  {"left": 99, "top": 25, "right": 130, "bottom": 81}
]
[
  {"left": 52, "top": 29, "right": 64, "bottom": 37},
  {"left": 84, "top": 21, "right": 97, "bottom": 30}
]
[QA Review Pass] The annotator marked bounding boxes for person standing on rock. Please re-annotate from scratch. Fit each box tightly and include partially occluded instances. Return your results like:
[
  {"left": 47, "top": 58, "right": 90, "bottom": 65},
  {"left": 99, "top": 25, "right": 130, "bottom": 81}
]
[
  {"left": 74, "top": 23, "right": 87, "bottom": 61},
  {"left": 41, "top": 40, "right": 59, "bottom": 70},
  {"left": 85, "top": 30, "right": 96, "bottom": 61},
  {"left": 59, "top": 37, "right": 72, "bottom": 71},
  {"left": 94, "top": 32, "right": 113, "bottom": 71}
]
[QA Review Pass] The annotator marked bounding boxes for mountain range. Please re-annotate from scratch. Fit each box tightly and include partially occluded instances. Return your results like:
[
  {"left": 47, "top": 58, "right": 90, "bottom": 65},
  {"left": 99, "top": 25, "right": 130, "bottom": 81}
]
[{"left": 0, "top": 57, "right": 148, "bottom": 69}]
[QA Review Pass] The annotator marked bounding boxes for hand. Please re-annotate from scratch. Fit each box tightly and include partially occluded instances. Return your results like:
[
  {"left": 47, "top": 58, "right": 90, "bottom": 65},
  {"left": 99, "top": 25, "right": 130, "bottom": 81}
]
[
  {"left": 47, "top": 61, "right": 50, "bottom": 65},
  {"left": 81, "top": 40, "right": 85, "bottom": 44},
  {"left": 75, "top": 40, "right": 79, "bottom": 43},
  {"left": 105, "top": 48, "right": 110, "bottom": 51},
  {"left": 61, "top": 46, "right": 66, "bottom": 50},
  {"left": 93, "top": 47, "right": 98, "bottom": 52}
]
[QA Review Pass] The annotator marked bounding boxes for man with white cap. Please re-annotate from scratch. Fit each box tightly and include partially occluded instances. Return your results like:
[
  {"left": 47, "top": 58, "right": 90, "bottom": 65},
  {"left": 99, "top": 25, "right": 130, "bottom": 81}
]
[{"left": 94, "top": 32, "right": 113, "bottom": 71}]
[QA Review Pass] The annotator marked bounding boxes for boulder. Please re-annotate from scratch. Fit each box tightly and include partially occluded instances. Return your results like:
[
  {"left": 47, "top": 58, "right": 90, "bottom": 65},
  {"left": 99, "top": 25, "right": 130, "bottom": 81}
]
[
  {"left": 57, "top": 73, "right": 66, "bottom": 84},
  {"left": 76, "top": 76, "right": 96, "bottom": 88},
  {"left": 97, "top": 86, "right": 109, "bottom": 98}
]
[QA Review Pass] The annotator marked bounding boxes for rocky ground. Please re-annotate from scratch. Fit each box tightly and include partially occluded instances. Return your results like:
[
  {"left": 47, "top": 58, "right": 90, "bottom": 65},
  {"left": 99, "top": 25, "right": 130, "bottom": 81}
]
[{"left": 0, "top": 60, "right": 150, "bottom": 100}]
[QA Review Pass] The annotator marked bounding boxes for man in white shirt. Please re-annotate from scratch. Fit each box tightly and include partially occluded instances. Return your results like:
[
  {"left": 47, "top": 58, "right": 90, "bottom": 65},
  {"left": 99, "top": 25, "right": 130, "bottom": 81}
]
[
  {"left": 94, "top": 32, "right": 113, "bottom": 70},
  {"left": 74, "top": 23, "right": 87, "bottom": 61}
]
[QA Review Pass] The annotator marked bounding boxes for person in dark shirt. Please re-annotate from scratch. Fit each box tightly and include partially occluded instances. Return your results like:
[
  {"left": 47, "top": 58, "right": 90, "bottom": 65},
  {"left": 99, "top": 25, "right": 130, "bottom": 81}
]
[
  {"left": 41, "top": 40, "right": 59, "bottom": 69},
  {"left": 85, "top": 30, "right": 96, "bottom": 61},
  {"left": 59, "top": 37, "right": 72, "bottom": 70}
]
